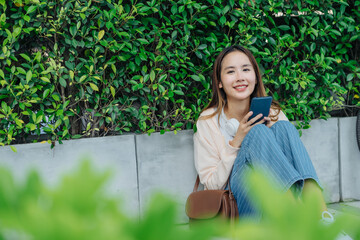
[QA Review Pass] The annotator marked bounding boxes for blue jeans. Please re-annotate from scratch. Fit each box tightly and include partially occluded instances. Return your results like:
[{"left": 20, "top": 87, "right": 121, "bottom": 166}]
[{"left": 229, "top": 121, "right": 321, "bottom": 218}]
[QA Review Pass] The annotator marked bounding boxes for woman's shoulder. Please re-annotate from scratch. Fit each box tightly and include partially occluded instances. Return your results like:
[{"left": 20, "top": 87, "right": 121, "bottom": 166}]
[
  {"left": 196, "top": 107, "right": 219, "bottom": 133},
  {"left": 199, "top": 107, "right": 216, "bottom": 119}
]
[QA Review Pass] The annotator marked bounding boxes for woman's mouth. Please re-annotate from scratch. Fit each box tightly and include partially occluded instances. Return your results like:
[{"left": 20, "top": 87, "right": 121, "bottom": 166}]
[{"left": 234, "top": 85, "right": 247, "bottom": 91}]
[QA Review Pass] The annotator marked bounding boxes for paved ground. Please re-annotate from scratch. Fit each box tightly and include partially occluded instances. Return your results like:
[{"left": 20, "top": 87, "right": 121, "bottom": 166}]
[{"left": 328, "top": 200, "right": 360, "bottom": 217}]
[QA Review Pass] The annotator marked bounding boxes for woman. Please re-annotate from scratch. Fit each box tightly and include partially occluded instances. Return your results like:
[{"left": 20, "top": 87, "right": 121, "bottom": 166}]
[{"left": 193, "top": 45, "right": 332, "bottom": 221}]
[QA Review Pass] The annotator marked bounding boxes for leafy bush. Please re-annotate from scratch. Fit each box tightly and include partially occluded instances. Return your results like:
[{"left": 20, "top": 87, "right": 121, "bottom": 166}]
[
  {"left": 0, "top": 160, "right": 359, "bottom": 239},
  {"left": 0, "top": 160, "right": 219, "bottom": 240},
  {"left": 0, "top": 0, "right": 359, "bottom": 146}
]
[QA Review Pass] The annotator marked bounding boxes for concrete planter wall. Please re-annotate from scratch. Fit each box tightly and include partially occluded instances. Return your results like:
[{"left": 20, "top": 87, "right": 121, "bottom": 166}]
[{"left": 0, "top": 117, "right": 359, "bottom": 222}]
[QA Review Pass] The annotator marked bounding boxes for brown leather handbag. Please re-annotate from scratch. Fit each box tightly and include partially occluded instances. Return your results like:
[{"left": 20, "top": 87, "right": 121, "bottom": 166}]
[{"left": 185, "top": 175, "right": 238, "bottom": 224}]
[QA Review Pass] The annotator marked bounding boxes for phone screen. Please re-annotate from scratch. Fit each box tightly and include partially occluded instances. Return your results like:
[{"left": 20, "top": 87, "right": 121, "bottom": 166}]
[{"left": 248, "top": 96, "right": 273, "bottom": 125}]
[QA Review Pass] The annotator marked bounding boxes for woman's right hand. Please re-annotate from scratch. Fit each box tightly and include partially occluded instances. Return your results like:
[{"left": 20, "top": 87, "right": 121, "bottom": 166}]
[{"left": 229, "top": 111, "right": 266, "bottom": 148}]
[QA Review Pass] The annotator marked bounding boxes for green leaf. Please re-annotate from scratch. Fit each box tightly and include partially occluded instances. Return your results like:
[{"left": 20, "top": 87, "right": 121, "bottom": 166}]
[
  {"left": 106, "top": 22, "right": 114, "bottom": 30},
  {"left": 98, "top": 30, "right": 105, "bottom": 40},
  {"left": 330, "top": 29, "right": 341, "bottom": 36},
  {"left": 43, "top": 89, "right": 50, "bottom": 99},
  {"left": 311, "top": 16, "right": 319, "bottom": 26},
  {"left": 26, "top": 123, "right": 36, "bottom": 131},
  {"left": 110, "top": 86, "right": 115, "bottom": 97},
  {"left": 54, "top": 119, "right": 62, "bottom": 129},
  {"left": 12, "top": 27, "right": 22, "bottom": 38},
  {"left": 198, "top": 44, "right": 207, "bottom": 50},
  {"left": 111, "top": 64, "right": 116, "bottom": 73},
  {"left": 17, "top": 67, "right": 26, "bottom": 75},
  {"left": 1, "top": 101, "right": 6, "bottom": 110},
  {"left": 26, "top": 5, "right": 37, "bottom": 14},
  {"left": 174, "top": 122, "right": 183, "bottom": 128},
  {"left": 347, "top": 73, "right": 354, "bottom": 81},
  {"left": 171, "top": 4, "right": 177, "bottom": 14},
  {"left": 138, "top": 38, "right": 149, "bottom": 44},
  {"left": 52, "top": 94, "right": 60, "bottom": 101},
  {"left": 20, "top": 53, "right": 31, "bottom": 62},
  {"left": 300, "top": 81, "right": 307, "bottom": 89},
  {"left": 150, "top": 70, "right": 155, "bottom": 82},
  {"left": 26, "top": 70, "right": 32, "bottom": 82},
  {"left": 10, "top": 146, "right": 17, "bottom": 153},
  {"left": 79, "top": 75, "right": 87, "bottom": 83},
  {"left": 173, "top": 90, "right": 184, "bottom": 95},
  {"left": 190, "top": 75, "right": 200, "bottom": 81},
  {"left": 70, "top": 26, "right": 77, "bottom": 37},
  {"left": 0, "top": 69, "right": 4, "bottom": 79},
  {"left": 222, "top": 5, "right": 230, "bottom": 14},
  {"left": 72, "top": 134, "right": 82, "bottom": 139},
  {"left": 62, "top": 129, "right": 68, "bottom": 138},
  {"left": 310, "top": 43, "right": 316, "bottom": 52},
  {"left": 278, "top": 25, "right": 290, "bottom": 31},
  {"left": 59, "top": 78, "right": 67, "bottom": 87},
  {"left": 337, "top": 48, "right": 347, "bottom": 54},
  {"left": 349, "top": 35, "right": 358, "bottom": 42},
  {"left": 147, "top": 129, "right": 155, "bottom": 134},
  {"left": 159, "top": 74, "right": 167, "bottom": 82},
  {"left": 220, "top": 16, "right": 226, "bottom": 25},
  {"left": 23, "top": 15, "right": 31, "bottom": 22},
  {"left": 89, "top": 83, "right": 99, "bottom": 91},
  {"left": 41, "top": 77, "right": 50, "bottom": 83}
]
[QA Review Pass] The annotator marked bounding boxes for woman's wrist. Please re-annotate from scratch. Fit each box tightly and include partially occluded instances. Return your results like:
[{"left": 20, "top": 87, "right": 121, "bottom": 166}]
[{"left": 229, "top": 137, "right": 242, "bottom": 148}]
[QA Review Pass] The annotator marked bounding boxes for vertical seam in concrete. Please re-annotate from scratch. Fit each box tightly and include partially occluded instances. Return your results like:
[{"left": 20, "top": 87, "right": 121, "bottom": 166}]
[
  {"left": 338, "top": 117, "right": 343, "bottom": 202},
  {"left": 134, "top": 135, "right": 141, "bottom": 218},
  {"left": 52, "top": 144, "right": 55, "bottom": 159}
]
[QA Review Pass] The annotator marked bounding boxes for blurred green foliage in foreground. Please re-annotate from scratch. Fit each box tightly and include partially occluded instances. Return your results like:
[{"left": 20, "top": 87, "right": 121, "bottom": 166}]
[{"left": 0, "top": 160, "right": 359, "bottom": 240}]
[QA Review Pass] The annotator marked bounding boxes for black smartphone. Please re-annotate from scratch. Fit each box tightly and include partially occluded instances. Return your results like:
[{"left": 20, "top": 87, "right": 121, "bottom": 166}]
[{"left": 248, "top": 96, "right": 273, "bottom": 125}]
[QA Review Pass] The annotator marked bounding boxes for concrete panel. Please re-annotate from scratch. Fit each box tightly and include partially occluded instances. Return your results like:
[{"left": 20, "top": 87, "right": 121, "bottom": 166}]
[
  {"left": 136, "top": 130, "right": 197, "bottom": 223},
  {"left": 339, "top": 117, "right": 360, "bottom": 201},
  {"left": 300, "top": 118, "right": 340, "bottom": 203},
  {"left": 0, "top": 142, "right": 54, "bottom": 184},
  {"left": 52, "top": 135, "right": 139, "bottom": 216}
]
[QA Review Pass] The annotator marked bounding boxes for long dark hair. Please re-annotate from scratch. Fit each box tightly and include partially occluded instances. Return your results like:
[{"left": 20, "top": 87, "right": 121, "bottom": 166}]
[{"left": 201, "top": 45, "right": 280, "bottom": 120}]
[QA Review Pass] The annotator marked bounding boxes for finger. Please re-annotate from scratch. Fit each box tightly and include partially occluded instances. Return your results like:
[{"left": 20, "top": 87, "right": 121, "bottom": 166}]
[
  {"left": 263, "top": 117, "right": 271, "bottom": 126},
  {"left": 247, "top": 113, "right": 263, "bottom": 125},
  {"left": 242, "top": 111, "right": 254, "bottom": 124},
  {"left": 250, "top": 118, "right": 266, "bottom": 128}
]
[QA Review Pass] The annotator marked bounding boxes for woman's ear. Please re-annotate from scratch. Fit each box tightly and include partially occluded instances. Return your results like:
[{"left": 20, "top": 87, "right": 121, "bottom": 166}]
[{"left": 219, "top": 82, "right": 223, "bottom": 88}]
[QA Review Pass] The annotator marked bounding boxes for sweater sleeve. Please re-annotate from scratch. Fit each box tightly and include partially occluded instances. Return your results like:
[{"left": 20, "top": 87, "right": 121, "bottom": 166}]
[
  {"left": 194, "top": 118, "right": 239, "bottom": 190},
  {"left": 278, "top": 110, "right": 289, "bottom": 121}
]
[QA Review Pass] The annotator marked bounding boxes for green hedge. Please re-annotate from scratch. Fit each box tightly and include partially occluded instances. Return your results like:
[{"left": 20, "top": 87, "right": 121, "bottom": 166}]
[{"left": 0, "top": 0, "right": 359, "bottom": 146}]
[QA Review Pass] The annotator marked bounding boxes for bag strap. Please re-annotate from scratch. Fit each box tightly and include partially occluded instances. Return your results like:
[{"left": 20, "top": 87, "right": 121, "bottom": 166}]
[
  {"left": 193, "top": 175, "right": 201, "bottom": 192},
  {"left": 229, "top": 188, "right": 237, "bottom": 221}
]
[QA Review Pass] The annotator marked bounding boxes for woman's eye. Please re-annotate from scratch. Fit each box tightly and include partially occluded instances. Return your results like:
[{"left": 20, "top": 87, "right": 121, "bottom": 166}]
[
  {"left": 227, "top": 70, "right": 234, "bottom": 74},
  {"left": 243, "top": 68, "right": 250, "bottom": 71}
]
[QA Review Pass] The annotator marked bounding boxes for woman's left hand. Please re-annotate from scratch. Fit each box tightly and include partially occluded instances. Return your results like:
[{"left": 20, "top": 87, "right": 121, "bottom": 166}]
[{"left": 264, "top": 117, "right": 273, "bottom": 128}]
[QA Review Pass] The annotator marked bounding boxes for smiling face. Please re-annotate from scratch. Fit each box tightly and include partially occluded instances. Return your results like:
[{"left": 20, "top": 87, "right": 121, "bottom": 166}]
[{"left": 219, "top": 50, "right": 257, "bottom": 104}]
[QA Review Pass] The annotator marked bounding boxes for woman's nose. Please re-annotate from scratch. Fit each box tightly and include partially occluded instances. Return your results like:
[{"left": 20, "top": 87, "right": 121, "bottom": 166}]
[{"left": 235, "top": 70, "right": 244, "bottom": 81}]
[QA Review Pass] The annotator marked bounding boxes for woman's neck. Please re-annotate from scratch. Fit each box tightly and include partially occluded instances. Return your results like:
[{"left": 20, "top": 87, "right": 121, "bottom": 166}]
[{"left": 224, "top": 98, "right": 250, "bottom": 121}]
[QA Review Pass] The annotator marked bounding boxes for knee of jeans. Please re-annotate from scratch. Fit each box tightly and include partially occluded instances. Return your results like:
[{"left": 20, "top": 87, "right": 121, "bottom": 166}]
[
  {"left": 272, "top": 120, "right": 296, "bottom": 132},
  {"left": 248, "top": 124, "right": 272, "bottom": 140},
  {"left": 251, "top": 123, "right": 268, "bottom": 133}
]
